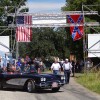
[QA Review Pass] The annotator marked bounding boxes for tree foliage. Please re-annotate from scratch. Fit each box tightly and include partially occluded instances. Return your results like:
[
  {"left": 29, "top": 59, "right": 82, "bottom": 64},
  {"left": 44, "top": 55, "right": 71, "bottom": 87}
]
[
  {"left": 0, "top": 0, "right": 26, "bottom": 17},
  {"left": 62, "top": 0, "right": 100, "bottom": 11},
  {"left": 19, "top": 27, "right": 70, "bottom": 59},
  {"left": 0, "top": 0, "right": 28, "bottom": 32}
]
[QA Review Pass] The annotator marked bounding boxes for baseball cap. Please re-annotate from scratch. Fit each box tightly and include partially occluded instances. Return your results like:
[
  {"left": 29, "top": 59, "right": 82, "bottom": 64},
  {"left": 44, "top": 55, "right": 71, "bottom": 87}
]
[{"left": 65, "top": 59, "right": 68, "bottom": 61}]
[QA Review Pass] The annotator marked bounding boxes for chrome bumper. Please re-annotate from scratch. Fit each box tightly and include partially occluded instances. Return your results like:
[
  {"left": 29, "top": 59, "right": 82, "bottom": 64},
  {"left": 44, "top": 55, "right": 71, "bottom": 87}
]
[{"left": 35, "top": 81, "right": 65, "bottom": 89}]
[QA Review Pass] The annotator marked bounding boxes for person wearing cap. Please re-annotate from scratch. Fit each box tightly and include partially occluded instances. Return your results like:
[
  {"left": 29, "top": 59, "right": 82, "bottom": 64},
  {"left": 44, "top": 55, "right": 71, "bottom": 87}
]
[{"left": 62, "top": 59, "right": 72, "bottom": 84}]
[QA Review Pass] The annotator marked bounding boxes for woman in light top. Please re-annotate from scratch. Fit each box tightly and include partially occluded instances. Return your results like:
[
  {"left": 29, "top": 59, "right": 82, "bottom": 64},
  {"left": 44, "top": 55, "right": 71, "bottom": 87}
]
[{"left": 51, "top": 58, "right": 61, "bottom": 75}]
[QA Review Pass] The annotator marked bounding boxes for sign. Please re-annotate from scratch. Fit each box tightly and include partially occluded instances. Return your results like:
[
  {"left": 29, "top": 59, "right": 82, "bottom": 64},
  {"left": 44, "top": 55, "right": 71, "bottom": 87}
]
[
  {"left": 0, "top": 36, "right": 9, "bottom": 53},
  {"left": 88, "top": 34, "right": 100, "bottom": 57}
]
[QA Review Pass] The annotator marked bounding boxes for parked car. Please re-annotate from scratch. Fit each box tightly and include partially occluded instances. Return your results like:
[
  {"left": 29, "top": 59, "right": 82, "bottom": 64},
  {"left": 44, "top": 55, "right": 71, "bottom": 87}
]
[{"left": 0, "top": 66, "right": 65, "bottom": 93}]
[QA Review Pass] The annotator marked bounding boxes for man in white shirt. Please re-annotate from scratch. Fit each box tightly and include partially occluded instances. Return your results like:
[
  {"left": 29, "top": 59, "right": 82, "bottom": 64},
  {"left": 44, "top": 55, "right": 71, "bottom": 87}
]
[
  {"left": 51, "top": 59, "right": 61, "bottom": 75},
  {"left": 62, "top": 59, "right": 72, "bottom": 84}
]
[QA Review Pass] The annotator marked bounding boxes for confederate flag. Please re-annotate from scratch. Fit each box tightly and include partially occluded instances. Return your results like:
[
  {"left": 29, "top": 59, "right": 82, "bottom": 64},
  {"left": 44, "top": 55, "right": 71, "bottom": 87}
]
[{"left": 67, "top": 15, "right": 84, "bottom": 41}]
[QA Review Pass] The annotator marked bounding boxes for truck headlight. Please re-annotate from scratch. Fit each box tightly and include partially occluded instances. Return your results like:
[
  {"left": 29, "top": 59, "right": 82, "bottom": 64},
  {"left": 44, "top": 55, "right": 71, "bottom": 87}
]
[
  {"left": 41, "top": 77, "right": 46, "bottom": 81},
  {"left": 61, "top": 76, "right": 65, "bottom": 80}
]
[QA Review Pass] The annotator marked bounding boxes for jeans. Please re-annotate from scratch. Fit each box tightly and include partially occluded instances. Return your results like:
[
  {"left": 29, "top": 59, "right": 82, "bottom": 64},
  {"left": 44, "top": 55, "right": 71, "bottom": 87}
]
[
  {"left": 64, "top": 70, "right": 70, "bottom": 84},
  {"left": 53, "top": 70, "right": 59, "bottom": 75}
]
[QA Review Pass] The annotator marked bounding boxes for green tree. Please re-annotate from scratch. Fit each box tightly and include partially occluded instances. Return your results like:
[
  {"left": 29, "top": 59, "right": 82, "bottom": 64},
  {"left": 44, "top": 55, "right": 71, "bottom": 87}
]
[
  {"left": 19, "top": 27, "right": 70, "bottom": 59},
  {"left": 62, "top": 0, "right": 100, "bottom": 11},
  {"left": 0, "top": 0, "right": 28, "bottom": 26}
]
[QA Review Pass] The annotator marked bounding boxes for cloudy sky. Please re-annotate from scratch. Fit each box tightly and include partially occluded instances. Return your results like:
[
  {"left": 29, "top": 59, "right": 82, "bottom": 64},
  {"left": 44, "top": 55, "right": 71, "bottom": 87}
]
[{"left": 26, "top": 0, "right": 65, "bottom": 13}]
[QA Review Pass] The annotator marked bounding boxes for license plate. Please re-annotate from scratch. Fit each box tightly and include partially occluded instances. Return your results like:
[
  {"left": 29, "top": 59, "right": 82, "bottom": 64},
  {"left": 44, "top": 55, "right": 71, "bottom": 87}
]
[{"left": 52, "top": 82, "right": 58, "bottom": 88}]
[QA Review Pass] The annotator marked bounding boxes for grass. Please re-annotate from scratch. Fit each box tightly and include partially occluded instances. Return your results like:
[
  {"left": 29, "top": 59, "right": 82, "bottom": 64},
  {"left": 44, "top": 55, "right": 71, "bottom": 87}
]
[{"left": 75, "top": 71, "right": 100, "bottom": 94}]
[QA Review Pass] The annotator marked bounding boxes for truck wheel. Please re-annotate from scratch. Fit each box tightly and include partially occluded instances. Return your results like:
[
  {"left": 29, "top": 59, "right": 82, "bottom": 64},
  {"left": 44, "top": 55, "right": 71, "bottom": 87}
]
[
  {"left": 52, "top": 87, "right": 60, "bottom": 92},
  {"left": 27, "top": 80, "right": 35, "bottom": 93},
  {"left": 0, "top": 84, "right": 3, "bottom": 90}
]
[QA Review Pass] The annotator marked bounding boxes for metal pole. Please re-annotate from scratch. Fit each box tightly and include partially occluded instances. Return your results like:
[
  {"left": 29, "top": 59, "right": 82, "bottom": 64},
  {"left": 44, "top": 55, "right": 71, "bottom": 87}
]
[
  {"left": 82, "top": 4, "right": 87, "bottom": 73},
  {"left": 11, "top": 28, "right": 12, "bottom": 51},
  {"left": 15, "top": 6, "right": 19, "bottom": 60},
  {"left": 16, "top": 41, "right": 19, "bottom": 59}
]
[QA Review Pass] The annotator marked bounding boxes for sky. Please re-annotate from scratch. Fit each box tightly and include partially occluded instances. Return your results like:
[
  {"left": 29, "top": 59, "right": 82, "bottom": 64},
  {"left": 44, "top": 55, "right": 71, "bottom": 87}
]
[{"left": 26, "top": 0, "right": 66, "bottom": 13}]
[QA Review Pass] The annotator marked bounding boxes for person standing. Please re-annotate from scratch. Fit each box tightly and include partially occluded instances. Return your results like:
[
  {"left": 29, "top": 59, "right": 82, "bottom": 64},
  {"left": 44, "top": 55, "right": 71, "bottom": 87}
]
[
  {"left": 51, "top": 58, "right": 61, "bottom": 75},
  {"left": 71, "top": 60, "right": 76, "bottom": 77},
  {"left": 62, "top": 59, "right": 72, "bottom": 84},
  {"left": 0, "top": 56, "right": 2, "bottom": 73}
]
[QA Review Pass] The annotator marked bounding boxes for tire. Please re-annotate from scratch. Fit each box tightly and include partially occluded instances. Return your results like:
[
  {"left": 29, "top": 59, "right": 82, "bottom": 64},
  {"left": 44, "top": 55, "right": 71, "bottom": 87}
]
[
  {"left": 0, "top": 83, "right": 3, "bottom": 90},
  {"left": 52, "top": 87, "right": 60, "bottom": 92},
  {"left": 27, "top": 80, "right": 35, "bottom": 93}
]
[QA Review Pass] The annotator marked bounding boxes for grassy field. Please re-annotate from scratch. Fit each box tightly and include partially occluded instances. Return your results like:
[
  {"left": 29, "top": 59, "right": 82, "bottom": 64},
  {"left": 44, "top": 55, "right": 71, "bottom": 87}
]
[{"left": 75, "top": 71, "right": 100, "bottom": 94}]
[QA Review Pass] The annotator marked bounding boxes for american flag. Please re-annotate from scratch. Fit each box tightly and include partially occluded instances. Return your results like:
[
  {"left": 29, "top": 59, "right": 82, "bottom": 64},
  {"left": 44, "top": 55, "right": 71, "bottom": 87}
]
[
  {"left": 16, "top": 16, "right": 32, "bottom": 25},
  {"left": 16, "top": 15, "right": 32, "bottom": 42}
]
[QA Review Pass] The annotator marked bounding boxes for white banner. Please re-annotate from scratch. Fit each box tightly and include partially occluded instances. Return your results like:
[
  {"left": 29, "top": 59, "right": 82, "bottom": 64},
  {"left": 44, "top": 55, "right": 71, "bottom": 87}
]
[
  {"left": 88, "top": 34, "right": 100, "bottom": 57},
  {"left": 0, "top": 36, "right": 9, "bottom": 56}
]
